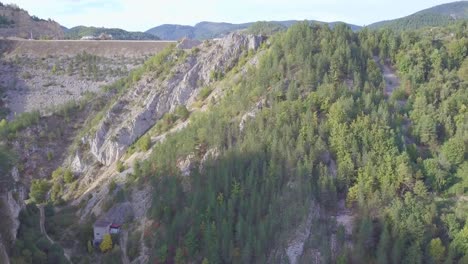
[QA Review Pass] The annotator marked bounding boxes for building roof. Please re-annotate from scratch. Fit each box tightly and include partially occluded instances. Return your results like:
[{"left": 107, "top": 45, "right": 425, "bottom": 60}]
[{"left": 94, "top": 220, "right": 111, "bottom": 228}]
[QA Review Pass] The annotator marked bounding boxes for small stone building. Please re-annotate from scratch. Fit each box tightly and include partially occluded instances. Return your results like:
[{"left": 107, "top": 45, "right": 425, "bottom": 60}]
[{"left": 93, "top": 220, "right": 111, "bottom": 244}]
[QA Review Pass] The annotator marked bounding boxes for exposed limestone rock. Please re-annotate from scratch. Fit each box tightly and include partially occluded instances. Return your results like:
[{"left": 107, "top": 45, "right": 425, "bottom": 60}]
[
  {"left": 239, "top": 111, "right": 258, "bottom": 132},
  {"left": 239, "top": 98, "right": 266, "bottom": 131},
  {"left": 0, "top": 188, "right": 24, "bottom": 258},
  {"left": 200, "top": 148, "right": 220, "bottom": 170},
  {"left": 11, "top": 167, "right": 19, "bottom": 182},
  {"left": 6, "top": 191, "right": 22, "bottom": 237},
  {"left": 130, "top": 186, "right": 152, "bottom": 220},
  {"left": 176, "top": 38, "right": 202, "bottom": 50},
  {"left": 0, "top": 236, "right": 9, "bottom": 264},
  {"left": 247, "top": 35, "right": 266, "bottom": 50},
  {"left": 177, "top": 154, "right": 195, "bottom": 177},
  {"left": 336, "top": 199, "right": 354, "bottom": 236},
  {"left": 285, "top": 202, "right": 319, "bottom": 264},
  {"left": 101, "top": 202, "right": 134, "bottom": 225},
  {"left": 177, "top": 148, "right": 220, "bottom": 177},
  {"left": 90, "top": 33, "right": 265, "bottom": 165},
  {"left": 71, "top": 152, "right": 85, "bottom": 174}
]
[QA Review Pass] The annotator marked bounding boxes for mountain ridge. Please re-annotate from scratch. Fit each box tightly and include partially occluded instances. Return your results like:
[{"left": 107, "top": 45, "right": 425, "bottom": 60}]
[
  {"left": 65, "top": 25, "right": 160, "bottom": 40},
  {"left": 368, "top": 1, "right": 468, "bottom": 30},
  {"left": 146, "top": 20, "right": 362, "bottom": 40},
  {"left": 145, "top": 1, "right": 468, "bottom": 39},
  {"left": 2, "top": 1, "right": 467, "bottom": 41}
]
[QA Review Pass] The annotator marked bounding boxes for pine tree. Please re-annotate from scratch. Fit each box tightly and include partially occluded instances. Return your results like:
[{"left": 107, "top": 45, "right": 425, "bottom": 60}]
[
  {"left": 377, "top": 224, "right": 390, "bottom": 264},
  {"left": 428, "top": 238, "right": 445, "bottom": 264}
]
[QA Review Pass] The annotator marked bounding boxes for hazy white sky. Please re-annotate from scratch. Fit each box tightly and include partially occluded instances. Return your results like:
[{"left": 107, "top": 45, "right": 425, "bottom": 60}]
[{"left": 7, "top": 0, "right": 459, "bottom": 31}]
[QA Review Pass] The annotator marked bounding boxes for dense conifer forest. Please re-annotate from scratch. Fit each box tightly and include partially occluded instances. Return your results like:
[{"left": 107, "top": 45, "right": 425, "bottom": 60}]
[{"left": 131, "top": 22, "right": 468, "bottom": 263}]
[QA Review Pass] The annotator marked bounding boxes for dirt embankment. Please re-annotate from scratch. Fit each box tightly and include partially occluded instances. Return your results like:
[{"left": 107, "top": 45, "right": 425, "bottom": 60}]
[
  {"left": 0, "top": 6, "right": 64, "bottom": 40},
  {"left": 0, "top": 39, "right": 176, "bottom": 58}
]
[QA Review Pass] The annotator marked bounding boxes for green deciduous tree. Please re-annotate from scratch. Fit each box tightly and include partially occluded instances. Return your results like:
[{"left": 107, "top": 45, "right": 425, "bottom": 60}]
[
  {"left": 100, "top": 234, "right": 113, "bottom": 253},
  {"left": 29, "top": 179, "right": 50, "bottom": 203}
]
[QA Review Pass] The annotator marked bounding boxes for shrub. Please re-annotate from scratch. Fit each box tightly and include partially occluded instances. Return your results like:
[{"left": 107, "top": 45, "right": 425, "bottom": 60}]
[
  {"left": 391, "top": 86, "right": 407, "bottom": 100},
  {"left": 51, "top": 167, "right": 64, "bottom": 180},
  {"left": 63, "top": 169, "right": 74, "bottom": 184},
  {"left": 116, "top": 161, "right": 125, "bottom": 173},
  {"left": 210, "top": 70, "right": 224, "bottom": 81},
  {"left": 0, "top": 111, "right": 40, "bottom": 137},
  {"left": 138, "top": 134, "right": 151, "bottom": 152},
  {"left": 109, "top": 180, "right": 117, "bottom": 193},
  {"left": 175, "top": 105, "right": 190, "bottom": 120},
  {"left": 198, "top": 86, "right": 213, "bottom": 101},
  {"left": 51, "top": 65, "right": 58, "bottom": 74},
  {"left": 47, "top": 151, "right": 53, "bottom": 161}
]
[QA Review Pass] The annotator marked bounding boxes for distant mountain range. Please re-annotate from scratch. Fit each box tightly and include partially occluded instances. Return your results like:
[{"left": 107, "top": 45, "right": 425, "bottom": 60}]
[
  {"left": 0, "top": 1, "right": 467, "bottom": 41},
  {"left": 368, "top": 1, "right": 468, "bottom": 30},
  {"left": 145, "top": 20, "right": 362, "bottom": 40},
  {"left": 144, "top": 1, "right": 468, "bottom": 40},
  {"left": 64, "top": 26, "right": 159, "bottom": 40}
]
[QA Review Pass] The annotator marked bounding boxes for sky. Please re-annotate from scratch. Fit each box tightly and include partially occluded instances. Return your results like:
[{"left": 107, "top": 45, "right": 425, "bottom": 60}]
[{"left": 7, "top": 0, "right": 460, "bottom": 31}]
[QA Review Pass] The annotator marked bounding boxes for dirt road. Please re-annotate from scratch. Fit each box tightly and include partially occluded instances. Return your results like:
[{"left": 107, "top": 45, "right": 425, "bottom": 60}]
[{"left": 38, "top": 205, "right": 71, "bottom": 262}]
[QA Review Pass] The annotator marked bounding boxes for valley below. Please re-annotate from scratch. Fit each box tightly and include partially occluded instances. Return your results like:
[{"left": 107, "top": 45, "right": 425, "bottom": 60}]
[{"left": 0, "top": 39, "right": 174, "bottom": 117}]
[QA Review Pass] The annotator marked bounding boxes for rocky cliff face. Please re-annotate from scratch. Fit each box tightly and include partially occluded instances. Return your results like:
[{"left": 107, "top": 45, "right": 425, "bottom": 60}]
[
  {"left": 90, "top": 33, "right": 265, "bottom": 165},
  {"left": 0, "top": 187, "right": 24, "bottom": 262},
  {"left": 0, "top": 5, "right": 63, "bottom": 39}
]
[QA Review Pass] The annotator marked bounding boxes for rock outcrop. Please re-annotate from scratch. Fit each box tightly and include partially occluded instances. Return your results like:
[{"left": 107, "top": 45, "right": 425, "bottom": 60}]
[
  {"left": 177, "top": 154, "right": 195, "bottom": 177},
  {"left": 0, "top": 188, "right": 24, "bottom": 260},
  {"left": 0, "top": 235, "right": 9, "bottom": 264},
  {"left": 71, "top": 152, "right": 86, "bottom": 174},
  {"left": 239, "top": 98, "right": 267, "bottom": 131},
  {"left": 176, "top": 38, "right": 202, "bottom": 50},
  {"left": 90, "top": 33, "right": 265, "bottom": 165}
]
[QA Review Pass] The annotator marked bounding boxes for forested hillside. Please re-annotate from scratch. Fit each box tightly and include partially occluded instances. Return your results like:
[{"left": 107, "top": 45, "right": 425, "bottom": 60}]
[
  {"left": 116, "top": 21, "right": 468, "bottom": 263},
  {"left": 368, "top": 1, "right": 468, "bottom": 31},
  {"left": 65, "top": 26, "right": 160, "bottom": 40},
  {"left": 146, "top": 20, "right": 361, "bottom": 40},
  {"left": 1, "top": 15, "right": 467, "bottom": 264}
]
